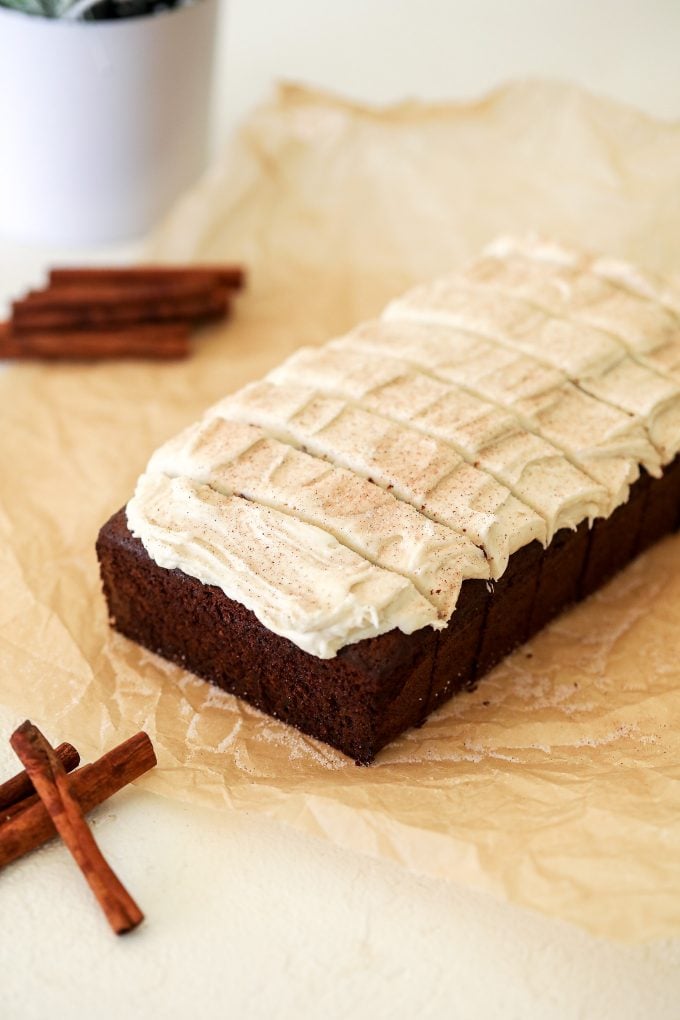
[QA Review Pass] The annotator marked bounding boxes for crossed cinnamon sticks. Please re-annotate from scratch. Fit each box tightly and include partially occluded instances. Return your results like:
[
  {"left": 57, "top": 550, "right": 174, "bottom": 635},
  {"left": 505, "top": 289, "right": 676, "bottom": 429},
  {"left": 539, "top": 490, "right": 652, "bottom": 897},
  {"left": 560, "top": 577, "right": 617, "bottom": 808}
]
[
  {"left": 0, "top": 722, "right": 156, "bottom": 935},
  {"left": 0, "top": 264, "right": 245, "bottom": 361}
]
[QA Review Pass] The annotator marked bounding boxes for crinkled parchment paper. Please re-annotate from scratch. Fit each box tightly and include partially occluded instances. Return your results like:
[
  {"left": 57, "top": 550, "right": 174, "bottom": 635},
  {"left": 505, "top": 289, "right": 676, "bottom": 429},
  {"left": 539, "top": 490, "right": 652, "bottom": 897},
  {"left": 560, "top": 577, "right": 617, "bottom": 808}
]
[{"left": 2, "top": 81, "right": 680, "bottom": 941}]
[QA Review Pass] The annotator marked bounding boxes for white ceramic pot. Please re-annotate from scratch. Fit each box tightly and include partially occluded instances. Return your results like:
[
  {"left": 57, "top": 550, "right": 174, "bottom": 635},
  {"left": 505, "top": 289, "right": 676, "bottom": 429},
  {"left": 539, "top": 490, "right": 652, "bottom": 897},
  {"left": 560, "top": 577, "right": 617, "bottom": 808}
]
[{"left": 0, "top": 0, "right": 218, "bottom": 245}]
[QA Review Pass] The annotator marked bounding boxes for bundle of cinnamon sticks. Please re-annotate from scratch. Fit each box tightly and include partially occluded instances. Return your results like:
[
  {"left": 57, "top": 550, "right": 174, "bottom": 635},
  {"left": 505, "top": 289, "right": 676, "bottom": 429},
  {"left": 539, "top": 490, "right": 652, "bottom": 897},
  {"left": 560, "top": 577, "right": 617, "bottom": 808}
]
[
  {"left": 0, "top": 264, "right": 245, "bottom": 361},
  {"left": 1, "top": 721, "right": 156, "bottom": 935}
]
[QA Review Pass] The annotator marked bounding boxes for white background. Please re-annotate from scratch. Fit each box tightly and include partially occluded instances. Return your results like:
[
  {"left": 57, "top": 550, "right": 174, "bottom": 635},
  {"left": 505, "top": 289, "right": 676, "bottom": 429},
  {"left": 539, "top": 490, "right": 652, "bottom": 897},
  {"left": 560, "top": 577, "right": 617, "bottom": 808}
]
[
  {"left": 2, "top": 3, "right": 680, "bottom": 1018},
  {"left": 217, "top": 0, "right": 680, "bottom": 134}
]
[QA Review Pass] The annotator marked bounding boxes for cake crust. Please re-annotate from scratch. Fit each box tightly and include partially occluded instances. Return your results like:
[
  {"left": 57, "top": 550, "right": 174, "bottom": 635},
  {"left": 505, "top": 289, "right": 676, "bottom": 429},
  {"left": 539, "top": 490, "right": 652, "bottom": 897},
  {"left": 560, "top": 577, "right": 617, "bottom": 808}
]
[
  {"left": 97, "top": 458, "right": 680, "bottom": 763},
  {"left": 99, "top": 238, "right": 680, "bottom": 760}
]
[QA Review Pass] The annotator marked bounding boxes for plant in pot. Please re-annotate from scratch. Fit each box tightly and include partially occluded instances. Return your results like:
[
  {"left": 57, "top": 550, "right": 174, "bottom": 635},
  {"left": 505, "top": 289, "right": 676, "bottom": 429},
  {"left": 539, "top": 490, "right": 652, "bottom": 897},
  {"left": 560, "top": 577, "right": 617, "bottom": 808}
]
[
  {"left": 0, "top": 0, "right": 218, "bottom": 244},
  {"left": 1, "top": 0, "right": 182, "bottom": 19}
]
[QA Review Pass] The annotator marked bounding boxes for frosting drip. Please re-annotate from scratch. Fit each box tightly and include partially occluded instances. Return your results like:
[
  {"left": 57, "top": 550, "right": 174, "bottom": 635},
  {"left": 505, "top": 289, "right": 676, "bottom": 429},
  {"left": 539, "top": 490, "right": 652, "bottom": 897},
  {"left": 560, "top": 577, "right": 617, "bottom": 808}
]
[
  {"left": 147, "top": 416, "right": 490, "bottom": 618},
  {"left": 127, "top": 474, "right": 438, "bottom": 659}
]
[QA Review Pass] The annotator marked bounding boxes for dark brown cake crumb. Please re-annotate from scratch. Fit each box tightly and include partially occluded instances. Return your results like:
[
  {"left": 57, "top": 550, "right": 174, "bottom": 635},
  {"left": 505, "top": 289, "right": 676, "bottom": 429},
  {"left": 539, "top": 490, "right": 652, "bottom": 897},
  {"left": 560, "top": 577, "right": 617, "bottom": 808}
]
[{"left": 97, "top": 458, "right": 680, "bottom": 762}]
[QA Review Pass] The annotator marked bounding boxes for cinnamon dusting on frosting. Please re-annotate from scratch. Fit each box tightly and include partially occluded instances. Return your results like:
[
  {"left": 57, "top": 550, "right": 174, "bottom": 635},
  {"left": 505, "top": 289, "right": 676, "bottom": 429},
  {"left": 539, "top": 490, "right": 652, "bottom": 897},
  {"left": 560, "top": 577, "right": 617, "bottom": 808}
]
[{"left": 128, "top": 239, "right": 680, "bottom": 658}]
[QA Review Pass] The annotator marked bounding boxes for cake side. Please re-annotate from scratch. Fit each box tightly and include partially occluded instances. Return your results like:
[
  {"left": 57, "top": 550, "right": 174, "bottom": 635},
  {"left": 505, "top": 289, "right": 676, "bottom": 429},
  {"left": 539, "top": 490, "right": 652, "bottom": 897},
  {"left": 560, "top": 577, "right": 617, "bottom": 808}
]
[
  {"left": 97, "top": 508, "right": 437, "bottom": 763},
  {"left": 104, "top": 239, "right": 680, "bottom": 759},
  {"left": 98, "top": 456, "right": 680, "bottom": 762}
]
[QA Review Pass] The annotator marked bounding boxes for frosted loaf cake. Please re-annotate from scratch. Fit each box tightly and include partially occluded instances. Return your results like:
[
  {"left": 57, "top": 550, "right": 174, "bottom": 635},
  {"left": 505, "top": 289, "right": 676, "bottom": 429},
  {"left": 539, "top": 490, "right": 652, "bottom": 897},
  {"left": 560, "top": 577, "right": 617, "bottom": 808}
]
[{"left": 97, "top": 239, "right": 680, "bottom": 761}]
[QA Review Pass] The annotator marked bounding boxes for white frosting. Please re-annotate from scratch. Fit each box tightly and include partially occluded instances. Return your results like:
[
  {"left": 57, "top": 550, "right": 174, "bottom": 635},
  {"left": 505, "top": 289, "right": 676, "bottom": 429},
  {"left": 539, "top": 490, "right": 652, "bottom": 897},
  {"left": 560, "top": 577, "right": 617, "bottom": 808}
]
[
  {"left": 147, "top": 417, "right": 490, "bottom": 619},
  {"left": 126, "top": 474, "right": 439, "bottom": 659},
  {"left": 269, "top": 345, "right": 609, "bottom": 536},
  {"left": 491, "top": 240, "right": 680, "bottom": 391},
  {"left": 470, "top": 238, "right": 680, "bottom": 463},
  {"left": 337, "top": 322, "right": 657, "bottom": 500},
  {"left": 580, "top": 361, "right": 680, "bottom": 465},
  {"left": 127, "top": 238, "right": 680, "bottom": 659},
  {"left": 592, "top": 256, "right": 680, "bottom": 319},
  {"left": 385, "top": 280, "right": 623, "bottom": 377},
  {"left": 485, "top": 235, "right": 580, "bottom": 267},
  {"left": 640, "top": 340, "right": 680, "bottom": 384},
  {"left": 463, "top": 250, "right": 678, "bottom": 355},
  {"left": 209, "top": 382, "right": 545, "bottom": 578},
  {"left": 486, "top": 234, "right": 680, "bottom": 322},
  {"left": 385, "top": 277, "right": 680, "bottom": 465}
]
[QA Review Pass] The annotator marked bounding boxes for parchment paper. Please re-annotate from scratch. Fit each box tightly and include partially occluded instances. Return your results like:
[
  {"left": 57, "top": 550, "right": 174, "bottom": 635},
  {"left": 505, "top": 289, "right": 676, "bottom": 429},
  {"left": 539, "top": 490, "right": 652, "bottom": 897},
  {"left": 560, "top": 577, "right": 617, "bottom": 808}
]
[{"left": 2, "top": 80, "right": 680, "bottom": 942}]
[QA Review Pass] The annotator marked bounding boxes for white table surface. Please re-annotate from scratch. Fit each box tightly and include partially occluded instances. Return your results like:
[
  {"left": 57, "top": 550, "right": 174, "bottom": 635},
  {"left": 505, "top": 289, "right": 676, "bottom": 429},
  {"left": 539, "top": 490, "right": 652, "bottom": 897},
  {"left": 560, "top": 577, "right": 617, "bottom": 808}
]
[{"left": 2, "top": 3, "right": 680, "bottom": 1018}]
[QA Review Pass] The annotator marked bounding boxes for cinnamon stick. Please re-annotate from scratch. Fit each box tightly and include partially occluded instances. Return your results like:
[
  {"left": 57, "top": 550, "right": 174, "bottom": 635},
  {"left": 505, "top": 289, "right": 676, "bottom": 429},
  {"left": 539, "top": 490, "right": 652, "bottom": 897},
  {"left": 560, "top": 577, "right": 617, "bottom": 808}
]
[
  {"left": 49, "top": 265, "right": 245, "bottom": 291},
  {"left": 25, "top": 277, "right": 223, "bottom": 304},
  {"left": 0, "top": 321, "right": 190, "bottom": 361},
  {"left": 0, "top": 741, "right": 79, "bottom": 816},
  {"left": 0, "top": 732, "right": 155, "bottom": 869},
  {"left": 1, "top": 260, "right": 244, "bottom": 363},
  {"left": 8, "top": 724, "right": 153, "bottom": 934},
  {"left": 13, "top": 280, "right": 230, "bottom": 329}
]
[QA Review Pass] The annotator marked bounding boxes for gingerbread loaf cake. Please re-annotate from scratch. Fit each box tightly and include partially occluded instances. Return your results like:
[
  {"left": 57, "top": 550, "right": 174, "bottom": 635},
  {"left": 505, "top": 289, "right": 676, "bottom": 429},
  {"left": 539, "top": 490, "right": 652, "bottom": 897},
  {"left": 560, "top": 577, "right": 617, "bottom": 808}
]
[{"left": 98, "top": 238, "right": 680, "bottom": 762}]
